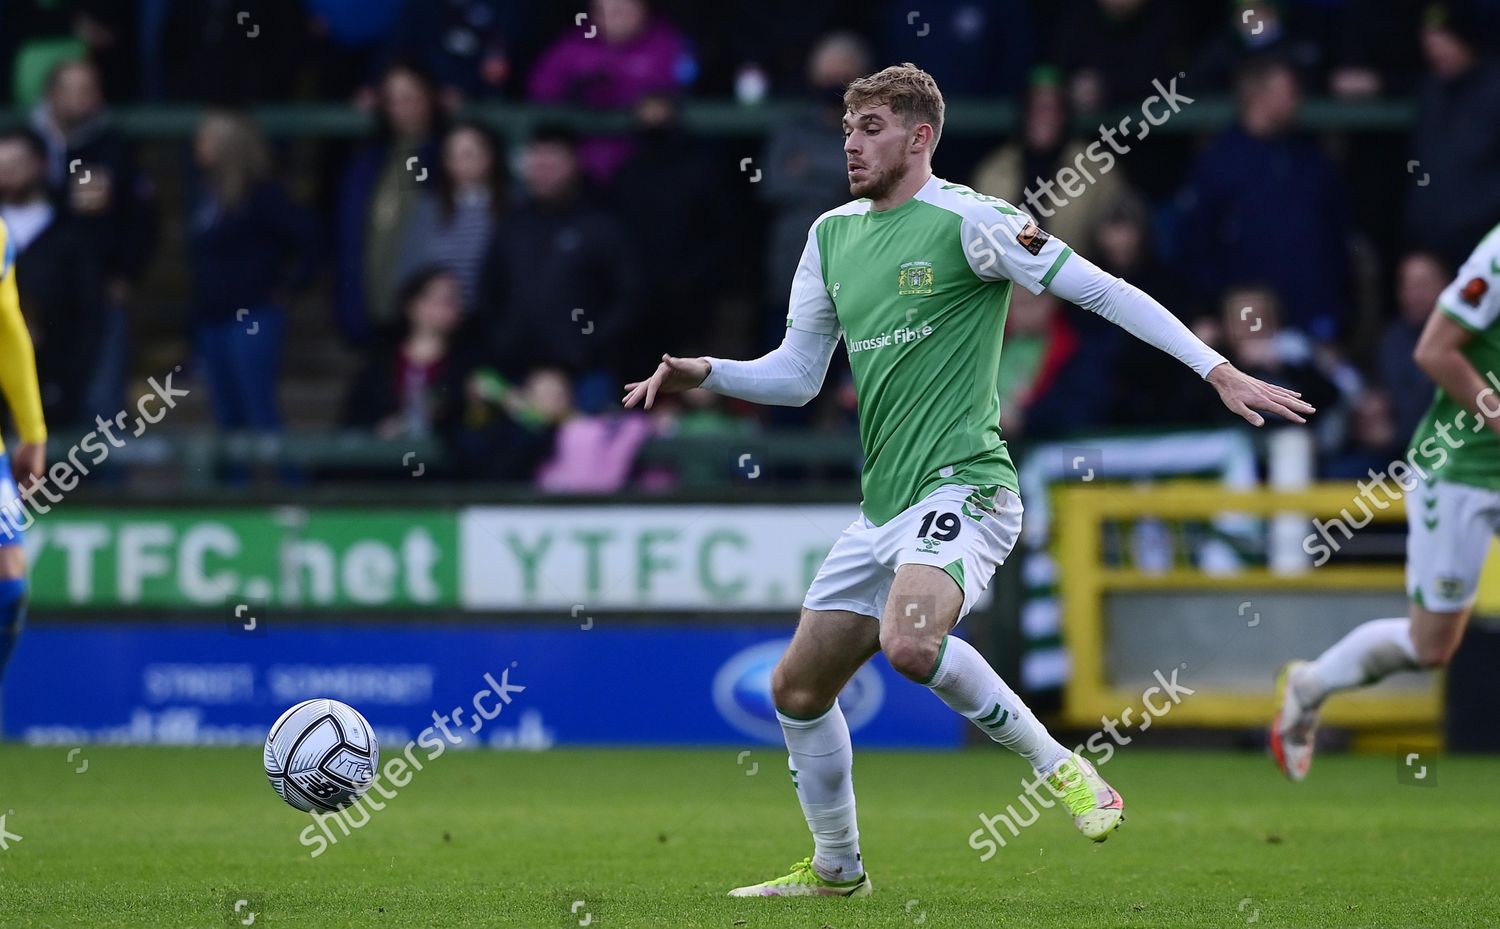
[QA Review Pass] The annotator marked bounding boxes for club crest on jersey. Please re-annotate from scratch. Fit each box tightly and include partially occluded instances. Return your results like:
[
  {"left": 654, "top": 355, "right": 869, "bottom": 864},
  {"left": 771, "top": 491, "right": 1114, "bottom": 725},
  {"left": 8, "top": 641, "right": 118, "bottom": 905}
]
[
  {"left": 1436, "top": 576, "right": 1465, "bottom": 602},
  {"left": 1460, "top": 276, "right": 1488, "bottom": 307},
  {"left": 898, "top": 261, "right": 934, "bottom": 295},
  {"left": 1016, "top": 220, "right": 1051, "bottom": 256}
]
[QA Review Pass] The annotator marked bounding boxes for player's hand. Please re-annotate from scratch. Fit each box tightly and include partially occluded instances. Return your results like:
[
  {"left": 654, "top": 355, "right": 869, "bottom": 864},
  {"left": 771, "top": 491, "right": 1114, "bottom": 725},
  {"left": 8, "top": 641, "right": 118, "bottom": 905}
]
[
  {"left": 11, "top": 442, "right": 45, "bottom": 489},
  {"left": 1206, "top": 363, "right": 1316, "bottom": 427},
  {"left": 622, "top": 354, "right": 711, "bottom": 409}
]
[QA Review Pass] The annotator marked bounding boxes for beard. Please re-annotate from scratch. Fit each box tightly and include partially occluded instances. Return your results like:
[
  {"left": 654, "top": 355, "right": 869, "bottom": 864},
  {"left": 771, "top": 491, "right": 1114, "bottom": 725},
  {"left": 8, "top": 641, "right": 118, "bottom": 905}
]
[{"left": 850, "top": 155, "right": 909, "bottom": 201}]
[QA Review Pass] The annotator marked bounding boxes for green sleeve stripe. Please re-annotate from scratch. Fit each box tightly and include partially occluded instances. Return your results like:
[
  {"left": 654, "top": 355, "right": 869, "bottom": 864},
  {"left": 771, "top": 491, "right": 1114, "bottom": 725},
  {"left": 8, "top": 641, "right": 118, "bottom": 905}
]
[
  {"left": 1439, "top": 302, "right": 1484, "bottom": 334},
  {"left": 1039, "top": 246, "right": 1074, "bottom": 288}
]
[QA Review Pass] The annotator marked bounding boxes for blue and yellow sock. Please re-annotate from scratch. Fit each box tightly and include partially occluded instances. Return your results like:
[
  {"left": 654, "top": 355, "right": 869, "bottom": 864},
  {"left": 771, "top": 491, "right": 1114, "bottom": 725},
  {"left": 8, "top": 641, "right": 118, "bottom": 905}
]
[{"left": 0, "top": 576, "right": 27, "bottom": 682}]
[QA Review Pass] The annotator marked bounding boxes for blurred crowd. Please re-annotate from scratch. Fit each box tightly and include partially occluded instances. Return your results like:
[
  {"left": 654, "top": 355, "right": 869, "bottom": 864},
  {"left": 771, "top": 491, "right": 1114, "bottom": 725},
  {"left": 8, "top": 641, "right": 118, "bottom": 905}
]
[{"left": 1, "top": 0, "right": 1499, "bottom": 490}]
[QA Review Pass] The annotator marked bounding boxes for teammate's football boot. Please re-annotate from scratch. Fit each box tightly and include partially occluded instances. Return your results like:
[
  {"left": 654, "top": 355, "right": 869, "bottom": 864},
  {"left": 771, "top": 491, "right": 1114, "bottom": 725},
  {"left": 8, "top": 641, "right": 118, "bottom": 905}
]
[
  {"left": 1046, "top": 753, "right": 1124, "bottom": 841},
  {"left": 1270, "top": 660, "right": 1320, "bottom": 782},
  {"left": 727, "top": 857, "right": 872, "bottom": 897}
]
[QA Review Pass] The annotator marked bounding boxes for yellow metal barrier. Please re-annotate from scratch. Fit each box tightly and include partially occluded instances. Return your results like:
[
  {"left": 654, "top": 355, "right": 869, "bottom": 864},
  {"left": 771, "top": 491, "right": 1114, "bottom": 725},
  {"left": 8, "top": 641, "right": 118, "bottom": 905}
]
[{"left": 1054, "top": 482, "right": 1440, "bottom": 731}]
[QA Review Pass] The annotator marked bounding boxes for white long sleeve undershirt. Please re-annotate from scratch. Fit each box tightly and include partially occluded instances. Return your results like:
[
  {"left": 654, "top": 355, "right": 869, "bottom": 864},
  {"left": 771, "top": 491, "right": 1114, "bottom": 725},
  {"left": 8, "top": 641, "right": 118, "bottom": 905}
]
[
  {"left": 1044, "top": 252, "right": 1228, "bottom": 378},
  {"left": 701, "top": 325, "right": 838, "bottom": 406},
  {"left": 699, "top": 253, "right": 1227, "bottom": 405}
]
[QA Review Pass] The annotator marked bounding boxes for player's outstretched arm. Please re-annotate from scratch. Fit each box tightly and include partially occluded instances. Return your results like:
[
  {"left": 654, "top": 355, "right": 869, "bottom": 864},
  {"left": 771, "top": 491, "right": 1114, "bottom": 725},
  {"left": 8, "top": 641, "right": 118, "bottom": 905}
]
[
  {"left": 622, "top": 326, "right": 838, "bottom": 410},
  {"left": 1044, "top": 253, "right": 1315, "bottom": 427}
]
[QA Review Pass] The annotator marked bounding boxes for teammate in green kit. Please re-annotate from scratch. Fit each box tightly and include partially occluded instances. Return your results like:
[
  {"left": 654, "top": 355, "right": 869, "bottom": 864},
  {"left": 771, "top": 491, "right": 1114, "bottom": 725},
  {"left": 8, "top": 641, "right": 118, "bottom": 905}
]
[
  {"left": 1273, "top": 221, "right": 1500, "bottom": 783},
  {"left": 623, "top": 63, "right": 1313, "bottom": 896}
]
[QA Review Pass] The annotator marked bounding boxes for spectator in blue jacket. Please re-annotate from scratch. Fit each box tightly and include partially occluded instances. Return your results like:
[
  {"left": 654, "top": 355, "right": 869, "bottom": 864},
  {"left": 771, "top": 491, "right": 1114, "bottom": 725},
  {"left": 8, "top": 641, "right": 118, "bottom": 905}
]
[
  {"left": 187, "top": 111, "right": 318, "bottom": 434},
  {"left": 1178, "top": 56, "right": 1354, "bottom": 343}
]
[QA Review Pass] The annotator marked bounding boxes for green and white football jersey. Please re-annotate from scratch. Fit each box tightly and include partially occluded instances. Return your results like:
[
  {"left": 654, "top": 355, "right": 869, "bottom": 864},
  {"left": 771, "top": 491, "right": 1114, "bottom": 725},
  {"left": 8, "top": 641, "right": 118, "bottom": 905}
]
[
  {"left": 787, "top": 176, "right": 1075, "bottom": 525},
  {"left": 1410, "top": 222, "right": 1500, "bottom": 490}
]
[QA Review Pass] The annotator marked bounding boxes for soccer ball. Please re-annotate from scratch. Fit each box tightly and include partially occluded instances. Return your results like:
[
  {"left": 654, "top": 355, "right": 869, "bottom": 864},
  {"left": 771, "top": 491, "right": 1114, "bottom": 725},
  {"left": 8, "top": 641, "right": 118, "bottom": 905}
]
[{"left": 263, "top": 699, "right": 379, "bottom": 813}]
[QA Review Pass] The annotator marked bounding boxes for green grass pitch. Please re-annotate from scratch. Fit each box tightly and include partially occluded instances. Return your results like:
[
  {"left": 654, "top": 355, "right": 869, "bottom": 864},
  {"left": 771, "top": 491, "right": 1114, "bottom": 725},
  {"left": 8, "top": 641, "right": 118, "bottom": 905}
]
[{"left": 1, "top": 746, "right": 1496, "bottom": 928}]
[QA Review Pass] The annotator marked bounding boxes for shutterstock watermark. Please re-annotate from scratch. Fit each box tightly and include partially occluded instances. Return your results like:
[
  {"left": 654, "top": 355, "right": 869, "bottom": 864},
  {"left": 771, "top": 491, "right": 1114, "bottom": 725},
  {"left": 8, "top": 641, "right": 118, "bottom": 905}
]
[
  {"left": 0, "top": 369, "right": 189, "bottom": 542},
  {"left": 299, "top": 665, "right": 526, "bottom": 856},
  {"left": 968, "top": 666, "right": 1194, "bottom": 861},
  {"left": 1022, "top": 74, "right": 1194, "bottom": 220},
  {"left": 1303, "top": 370, "right": 1500, "bottom": 567}
]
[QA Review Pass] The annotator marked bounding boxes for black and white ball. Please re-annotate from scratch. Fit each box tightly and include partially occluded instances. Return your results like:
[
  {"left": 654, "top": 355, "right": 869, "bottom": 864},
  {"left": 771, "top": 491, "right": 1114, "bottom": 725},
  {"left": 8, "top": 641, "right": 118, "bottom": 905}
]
[{"left": 264, "top": 699, "right": 379, "bottom": 813}]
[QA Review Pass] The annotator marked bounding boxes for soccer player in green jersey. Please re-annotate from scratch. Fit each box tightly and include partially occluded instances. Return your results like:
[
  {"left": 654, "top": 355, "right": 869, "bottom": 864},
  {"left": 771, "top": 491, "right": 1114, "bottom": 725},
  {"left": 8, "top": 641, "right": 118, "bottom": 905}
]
[
  {"left": 624, "top": 64, "right": 1313, "bottom": 896},
  {"left": 1273, "top": 221, "right": 1500, "bottom": 782}
]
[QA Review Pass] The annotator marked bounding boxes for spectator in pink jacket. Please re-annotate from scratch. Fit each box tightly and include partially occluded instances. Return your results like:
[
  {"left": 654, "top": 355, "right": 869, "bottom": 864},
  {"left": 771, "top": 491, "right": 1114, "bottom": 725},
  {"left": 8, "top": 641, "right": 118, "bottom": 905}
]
[
  {"left": 527, "top": 0, "right": 691, "bottom": 184},
  {"left": 527, "top": 368, "right": 655, "bottom": 493}
]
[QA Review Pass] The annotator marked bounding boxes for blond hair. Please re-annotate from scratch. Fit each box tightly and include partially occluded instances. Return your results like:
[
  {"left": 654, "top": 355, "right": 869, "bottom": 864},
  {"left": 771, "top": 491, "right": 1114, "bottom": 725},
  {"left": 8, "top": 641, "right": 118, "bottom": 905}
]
[
  {"left": 198, "top": 110, "right": 270, "bottom": 208},
  {"left": 843, "top": 63, "right": 945, "bottom": 150}
]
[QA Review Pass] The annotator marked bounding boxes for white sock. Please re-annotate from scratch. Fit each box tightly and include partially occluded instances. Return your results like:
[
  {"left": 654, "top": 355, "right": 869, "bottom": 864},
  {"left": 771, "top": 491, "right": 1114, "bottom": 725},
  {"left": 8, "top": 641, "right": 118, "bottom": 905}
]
[
  {"left": 924, "top": 635, "right": 1071, "bottom": 774},
  {"left": 1301, "top": 617, "right": 1420, "bottom": 705},
  {"left": 777, "top": 702, "right": 862, "bottom": 881}
]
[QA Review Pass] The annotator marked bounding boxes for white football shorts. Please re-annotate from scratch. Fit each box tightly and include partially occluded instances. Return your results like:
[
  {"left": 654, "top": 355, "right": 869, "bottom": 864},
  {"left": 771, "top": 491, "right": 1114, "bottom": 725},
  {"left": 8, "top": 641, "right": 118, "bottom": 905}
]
[
  {"left": 803, "top": 483, "right": 1023, "bottom": 622},
  {"left": 1406, "top": 476, "right": 1500, "bottom": 612}
]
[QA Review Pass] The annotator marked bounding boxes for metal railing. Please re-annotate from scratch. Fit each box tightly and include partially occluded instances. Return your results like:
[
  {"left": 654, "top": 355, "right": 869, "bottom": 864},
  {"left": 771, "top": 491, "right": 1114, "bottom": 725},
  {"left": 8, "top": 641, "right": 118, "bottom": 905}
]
[
  {"left": 1054, "top": 482, "right": 1431, "bottom": 732},
  {"left": 0, "top": 97, "right": 1416, "bottom": 139},
  {"left": 45, "top": 427, "right": 864, "bottom": 495}
]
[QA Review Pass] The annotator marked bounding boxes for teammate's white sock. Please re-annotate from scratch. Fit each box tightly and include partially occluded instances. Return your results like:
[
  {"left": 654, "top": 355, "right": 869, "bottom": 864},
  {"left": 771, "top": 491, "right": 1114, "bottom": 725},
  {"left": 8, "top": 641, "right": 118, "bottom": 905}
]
[
  {"left": 1300, "top": 617, "right": 1420, "bottom": 706},
  {"left": 924, "top": 635, "right": 1071, "bottom": 774},
  {"left": 777, "top": 702, "right": 863, "bottom": 881}
]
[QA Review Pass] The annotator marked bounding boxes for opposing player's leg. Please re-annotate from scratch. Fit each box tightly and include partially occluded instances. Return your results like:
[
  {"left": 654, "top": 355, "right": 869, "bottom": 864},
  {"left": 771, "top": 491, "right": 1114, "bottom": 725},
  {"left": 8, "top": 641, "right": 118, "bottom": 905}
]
[
  {"left": 729, "top": 606, "right": 879, "bottom": 898},
  {"left": 0, "top": 457, "right": 28, "bottom": 683},
  {"left": 1273, "top": 603, "right": 1458, "bottom": 782},
  {"left": 0, "top": 546, "right": 25, "bottom": 681},
  {"left": 880, "top": 486, "right": 1123, "bottom": 841},
  {"left": 1273, "top": 477, "right": 1491, "bottom": 781}
]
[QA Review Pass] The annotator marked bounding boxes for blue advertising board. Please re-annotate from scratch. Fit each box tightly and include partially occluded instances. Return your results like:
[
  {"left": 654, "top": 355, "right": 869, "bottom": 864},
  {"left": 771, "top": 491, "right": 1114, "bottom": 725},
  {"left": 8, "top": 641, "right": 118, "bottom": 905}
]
[{"left": 1, "top": 623, "right": 963, "bottom": 749}]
